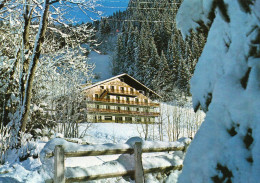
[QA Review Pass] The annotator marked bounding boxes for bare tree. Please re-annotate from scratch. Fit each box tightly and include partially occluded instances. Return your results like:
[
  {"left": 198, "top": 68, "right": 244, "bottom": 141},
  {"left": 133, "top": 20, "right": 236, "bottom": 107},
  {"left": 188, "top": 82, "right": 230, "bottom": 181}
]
[{"left": 0, "top": 0, "right": 100, "bottom": 147}]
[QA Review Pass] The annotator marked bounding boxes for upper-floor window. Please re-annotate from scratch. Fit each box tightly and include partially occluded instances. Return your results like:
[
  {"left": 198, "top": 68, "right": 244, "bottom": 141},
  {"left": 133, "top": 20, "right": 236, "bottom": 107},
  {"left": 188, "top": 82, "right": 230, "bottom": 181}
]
[
  {"left": 95, "top": 94, "right": 98, "bottom": 99},
  {"left": 111, "top": 86, "right": 115, "bottom": 91},
  {"left": 120, "top": 87, "right": 125, "bottom": 93},
  {"left": 135, "top": 98, "right": 139, "bottom": 103},
  {"left": 144, "top": 99, "right": 148, "bottom": 103},
  {"left": 130, "top": 88, "right": 134, "bottom": 94},
  {"left": 100, "top": 86, "right": 104, "bottom": 89}
]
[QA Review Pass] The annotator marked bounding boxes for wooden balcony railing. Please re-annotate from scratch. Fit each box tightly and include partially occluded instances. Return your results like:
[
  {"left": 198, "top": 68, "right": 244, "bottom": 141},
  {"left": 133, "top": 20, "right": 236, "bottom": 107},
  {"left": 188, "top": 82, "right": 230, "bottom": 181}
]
[
  {"left": 107, "top": 89, "right": 138, "bottom": 96},
  {"left": 89, "top": 98, "right": 160, "bottom": 107},
  {"left": 87, "top": 108, "right": 160, "bottom": 117}
]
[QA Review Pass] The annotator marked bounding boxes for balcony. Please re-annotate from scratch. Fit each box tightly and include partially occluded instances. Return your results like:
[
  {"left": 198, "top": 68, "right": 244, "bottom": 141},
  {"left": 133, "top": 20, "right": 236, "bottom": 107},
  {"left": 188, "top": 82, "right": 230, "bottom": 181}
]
[
  {"left": 106, "top": 89, "right": 138, "bottom": 97},
  {"left": 89, "top": 98, "right": 160, "bottom": 107},
  {"left": 87, "top": 108, "right": 160, "bottom": 117},
  {"left": 87, "top": 119, "right": 155, "bottom": 124}
]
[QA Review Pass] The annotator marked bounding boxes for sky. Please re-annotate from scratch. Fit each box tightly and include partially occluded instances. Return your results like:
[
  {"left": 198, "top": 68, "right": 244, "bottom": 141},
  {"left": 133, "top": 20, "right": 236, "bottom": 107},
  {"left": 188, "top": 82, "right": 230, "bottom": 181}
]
[{"left": 60, "top": 0, "right": 130, "bottom": 23}]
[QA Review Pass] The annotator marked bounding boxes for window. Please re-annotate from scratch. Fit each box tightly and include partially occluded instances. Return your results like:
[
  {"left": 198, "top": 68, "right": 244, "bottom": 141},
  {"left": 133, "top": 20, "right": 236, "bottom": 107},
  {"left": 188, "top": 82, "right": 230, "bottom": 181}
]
[
  {"left": 136, "top": 108, "right": 139, "bottom": 112},
  {"left": 126, "top": 97, "right": 130, "bottom": 103},
  {"left": 100, "top": 86, "right": 104, "bottom": 89},
  {"left": 111, "top": 86, "right": 115, "bottom": 91},
  {"left": 136, "top": 117, "right": 141, "bottom": 122},
  {"left": 96, "top": 105, "right": 99, "bottom": 109},
  {"left": 106, "top": 105, "right": 110, "bottom": 110},
  {"left": 120, "top": 87, "right": 125, "bottom": 93},
  {"left": 130, "top": 88, "right": 134, "bottom": 94},
  {"left": 135, "top": 98, "right": 139, "bottom": 103},
  {"left": 126, "top": 117, "right": 132, "bottom": 122},
  {"left": 115, "top": 117, "right": 122, "bottom": 123},
  {"left": 116, "top": 96, "right": 120, "bottom": 101},
  {"left": 127, "top": 107, "right": 130, "bottom": 111},
  {"left": 95, "top": 94, "right": 98, "bottom": 99},
  {"left": 105, "top": 116, "right": 112, "bottom": 120},
  {"left": 144, "top": 99, "right": 148, "bottom": 103},
  {"left": 117, "top": 106, "right": 121, "bottom": 111}
]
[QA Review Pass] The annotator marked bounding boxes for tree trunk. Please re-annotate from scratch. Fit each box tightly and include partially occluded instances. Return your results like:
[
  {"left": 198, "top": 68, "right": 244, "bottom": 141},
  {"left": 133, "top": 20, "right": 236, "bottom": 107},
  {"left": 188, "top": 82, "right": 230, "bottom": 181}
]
[
  {"left": 21, "top": 2, "right": 34, "bottom": 102},
  {"left": 20, "top": 0, "right": 50, "bottom": 133}
]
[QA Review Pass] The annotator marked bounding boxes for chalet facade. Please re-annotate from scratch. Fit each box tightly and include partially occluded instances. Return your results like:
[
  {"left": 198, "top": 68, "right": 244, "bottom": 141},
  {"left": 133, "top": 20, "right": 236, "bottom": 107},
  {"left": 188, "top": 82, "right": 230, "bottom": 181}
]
[{"left": 82, "top": 74, "right": 161, "bottom": 123}]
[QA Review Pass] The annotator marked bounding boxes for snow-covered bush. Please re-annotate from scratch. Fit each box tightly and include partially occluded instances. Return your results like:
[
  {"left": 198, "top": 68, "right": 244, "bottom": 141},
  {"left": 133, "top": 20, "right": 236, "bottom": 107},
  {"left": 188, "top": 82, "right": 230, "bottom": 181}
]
[
  {"left": 1, "top": 130, "right": 41, "bottom": 164},
  {"left": 0, "top": 125, "right": 11, "bottom": 164},
  {"left": 176, "top": 0, "right": 260, "bottom": 182}
]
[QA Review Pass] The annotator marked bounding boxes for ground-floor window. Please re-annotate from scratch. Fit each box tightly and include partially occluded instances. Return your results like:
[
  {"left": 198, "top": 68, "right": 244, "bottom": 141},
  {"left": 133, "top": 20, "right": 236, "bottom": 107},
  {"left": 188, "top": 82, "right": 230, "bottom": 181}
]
[
  {"left": 105, "top": 116, "right": 112, "bottom": 120},
  {"left": 136, "top": 117, "right": 141, "bottom": 122},
  {"left": 115, "top": 117, "right": 122, "bottom": 123},
  {"left": 125, "top": 117, "right": 132, "bottom": 122}
]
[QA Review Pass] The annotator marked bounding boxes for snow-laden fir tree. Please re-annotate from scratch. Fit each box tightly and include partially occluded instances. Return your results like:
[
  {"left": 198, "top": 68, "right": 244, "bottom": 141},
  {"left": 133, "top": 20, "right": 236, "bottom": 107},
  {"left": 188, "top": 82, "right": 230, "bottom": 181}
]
[{"left": 176, "top": 0, "right": 260, "bottom": 182}]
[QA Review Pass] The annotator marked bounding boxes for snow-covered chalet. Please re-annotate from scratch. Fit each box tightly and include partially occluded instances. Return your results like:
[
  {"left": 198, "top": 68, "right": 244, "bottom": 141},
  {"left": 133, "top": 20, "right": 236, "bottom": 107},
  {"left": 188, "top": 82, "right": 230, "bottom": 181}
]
[{"left": 82, "top": 73, "right": 161, "bottom": 123}]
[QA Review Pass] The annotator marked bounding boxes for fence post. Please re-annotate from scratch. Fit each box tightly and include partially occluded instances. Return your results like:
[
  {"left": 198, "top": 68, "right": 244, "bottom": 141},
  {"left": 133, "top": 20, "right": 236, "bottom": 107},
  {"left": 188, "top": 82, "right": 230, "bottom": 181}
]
[
  {"left": 54, "top": 145, "right": 65, "bottom": 183},
  {"left": 134, "top": 142, "right": 144, "bottom": 183}
]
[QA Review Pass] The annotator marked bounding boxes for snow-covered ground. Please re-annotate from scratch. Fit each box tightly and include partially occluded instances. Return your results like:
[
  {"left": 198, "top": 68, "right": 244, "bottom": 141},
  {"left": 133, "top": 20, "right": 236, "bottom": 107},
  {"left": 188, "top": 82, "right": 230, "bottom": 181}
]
[
  {"left": 0, "top": 123, "right": 191, "bottom": 183},
  {"left": 0, "top": 48, "right": 204, "bottom": 183}
]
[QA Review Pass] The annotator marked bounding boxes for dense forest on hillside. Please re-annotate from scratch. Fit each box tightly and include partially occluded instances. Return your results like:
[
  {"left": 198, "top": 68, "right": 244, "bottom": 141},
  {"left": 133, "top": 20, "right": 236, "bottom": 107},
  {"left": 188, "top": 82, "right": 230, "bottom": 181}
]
[{"left": 94, "top": 0, "right": 206, "bottom": 101}]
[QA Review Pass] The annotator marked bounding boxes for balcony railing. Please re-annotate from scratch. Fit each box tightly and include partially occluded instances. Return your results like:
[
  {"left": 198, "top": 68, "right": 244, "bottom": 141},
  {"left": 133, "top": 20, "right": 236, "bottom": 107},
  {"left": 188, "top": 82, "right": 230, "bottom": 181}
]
[
  {"left": 107, "top": 89, "right": 138, "bottom": 96},
  {"left": 89, "top": 98, "right": 160, "bottom": 107},
  {"left": 87, "top": 108, "right": 160, "bottom": 117},
  {"left": 87, "top": 119, "right": 155, "bottom": 124}
]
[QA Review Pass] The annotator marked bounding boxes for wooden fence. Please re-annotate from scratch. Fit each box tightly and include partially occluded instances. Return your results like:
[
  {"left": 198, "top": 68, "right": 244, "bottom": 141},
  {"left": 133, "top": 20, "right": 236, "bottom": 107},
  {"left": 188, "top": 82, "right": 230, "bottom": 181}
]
[{"left": 45, "top": 142, "right": 189, "bottom": 183}]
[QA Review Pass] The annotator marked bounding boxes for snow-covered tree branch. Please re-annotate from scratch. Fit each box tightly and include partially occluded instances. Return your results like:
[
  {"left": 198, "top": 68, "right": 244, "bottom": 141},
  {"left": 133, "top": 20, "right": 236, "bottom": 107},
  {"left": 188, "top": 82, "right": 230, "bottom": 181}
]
[
  {"left": 0, "top": 0, "right": 99, "bottom": 147},
  {"left": 176, "top": 0, "right": 260, "bottom": 182}
]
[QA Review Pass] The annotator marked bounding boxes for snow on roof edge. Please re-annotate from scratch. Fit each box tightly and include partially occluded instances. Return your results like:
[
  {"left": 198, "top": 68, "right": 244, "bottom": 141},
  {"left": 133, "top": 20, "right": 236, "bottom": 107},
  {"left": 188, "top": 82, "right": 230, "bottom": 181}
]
[{"left": 82, "top": 73, "right": 162, "bottom": 98}]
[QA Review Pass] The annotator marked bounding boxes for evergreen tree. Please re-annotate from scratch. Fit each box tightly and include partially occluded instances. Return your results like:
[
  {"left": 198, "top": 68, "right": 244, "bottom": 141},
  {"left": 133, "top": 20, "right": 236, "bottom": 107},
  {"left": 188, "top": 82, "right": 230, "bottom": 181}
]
[
  {"left": 112, "top": 34, "right": 125, "bottom": 75},
  {"left": 99, "top": 0, "right": 206, "bottom": 101}
]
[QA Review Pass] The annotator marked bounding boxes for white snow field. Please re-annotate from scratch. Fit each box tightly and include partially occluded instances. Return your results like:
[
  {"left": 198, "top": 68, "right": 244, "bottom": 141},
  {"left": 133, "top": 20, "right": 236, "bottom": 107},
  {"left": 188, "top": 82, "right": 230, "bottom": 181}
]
[{"left": 0, "top": 123, "right": 191, "bottom": 183}]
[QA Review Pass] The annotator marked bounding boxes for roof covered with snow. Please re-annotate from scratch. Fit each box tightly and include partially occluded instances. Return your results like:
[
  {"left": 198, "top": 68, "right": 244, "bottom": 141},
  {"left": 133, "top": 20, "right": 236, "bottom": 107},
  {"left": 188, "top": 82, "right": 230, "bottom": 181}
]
[{"left": 82, "top": 73, "right": 162, "bottom": 99}]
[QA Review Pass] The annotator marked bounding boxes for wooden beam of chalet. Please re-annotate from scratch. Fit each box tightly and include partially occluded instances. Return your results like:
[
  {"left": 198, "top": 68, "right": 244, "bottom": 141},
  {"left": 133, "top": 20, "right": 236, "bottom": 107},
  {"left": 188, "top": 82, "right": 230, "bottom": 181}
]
[
  {"left": 65, "top": 170, "right": 135, "bottom": 183},
  {"left": 46, "top": 146, "right": 186, "bottom": 158}
]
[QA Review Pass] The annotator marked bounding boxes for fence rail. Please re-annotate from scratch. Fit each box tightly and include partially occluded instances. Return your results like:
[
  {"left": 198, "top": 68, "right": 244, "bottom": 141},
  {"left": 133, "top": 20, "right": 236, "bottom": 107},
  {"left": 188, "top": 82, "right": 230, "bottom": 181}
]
[{"left": 45, "top": 142, "right": 189, "bottom": 183}]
